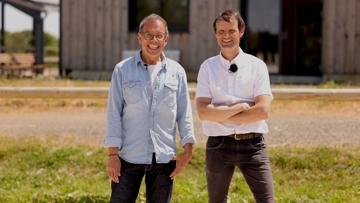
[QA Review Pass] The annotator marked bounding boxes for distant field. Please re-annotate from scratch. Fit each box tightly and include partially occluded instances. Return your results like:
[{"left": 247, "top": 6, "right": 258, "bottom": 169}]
[
  {"left": 0, "top": 78, "right": 359, "bottom": 116},
  {"left": 1, "top": 79, "right": 360, "bottom": 202}
]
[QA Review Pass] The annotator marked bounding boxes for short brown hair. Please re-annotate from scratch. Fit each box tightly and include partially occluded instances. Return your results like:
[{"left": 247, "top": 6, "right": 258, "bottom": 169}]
[{"left": 213, "top": 10, "right": 245, "bottom": 33}]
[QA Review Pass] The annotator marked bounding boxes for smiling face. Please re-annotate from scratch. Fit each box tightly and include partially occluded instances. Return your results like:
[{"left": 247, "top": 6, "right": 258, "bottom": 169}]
[
  {"left": 137, "top": 19, "right": 168, "bottom": 65},
  {"left": 215, "top": 18, "right": 244, "bottom": 59}
]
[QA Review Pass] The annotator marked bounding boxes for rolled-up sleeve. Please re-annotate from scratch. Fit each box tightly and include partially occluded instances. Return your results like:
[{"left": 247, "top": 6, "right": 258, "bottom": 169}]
[{"left": 102, "top": 66, "right": 124, "bottom": 149}]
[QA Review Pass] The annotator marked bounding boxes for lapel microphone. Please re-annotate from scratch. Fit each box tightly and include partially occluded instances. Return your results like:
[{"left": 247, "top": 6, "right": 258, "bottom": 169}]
[
  {"left": 228, "top": 64, "right": 238, "bottom": 73},
  {"left": 144, "top": 64, "right": 148, "bottom": 70}
]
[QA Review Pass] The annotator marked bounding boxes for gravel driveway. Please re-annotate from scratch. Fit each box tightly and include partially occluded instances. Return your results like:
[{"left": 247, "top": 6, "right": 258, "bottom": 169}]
[{"left": 1, "top": 100, "right": 359, "bottom": 146}]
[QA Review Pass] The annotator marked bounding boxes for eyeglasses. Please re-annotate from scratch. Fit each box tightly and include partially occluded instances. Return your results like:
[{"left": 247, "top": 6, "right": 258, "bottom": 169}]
[
  {"left": 140, "top": 32, "right": 166, "bottom": 40},
  {"left": 228, "top": 64, "right": 238, "bottom": 73}
]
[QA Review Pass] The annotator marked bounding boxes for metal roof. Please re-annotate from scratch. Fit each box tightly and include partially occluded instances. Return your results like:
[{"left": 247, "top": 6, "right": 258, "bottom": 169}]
[
  {"left": 31, "top": 0, "right": 59, "bottom": 4},
  {"left": 30, "top": 0, "right": 59, "bottom": 12}
]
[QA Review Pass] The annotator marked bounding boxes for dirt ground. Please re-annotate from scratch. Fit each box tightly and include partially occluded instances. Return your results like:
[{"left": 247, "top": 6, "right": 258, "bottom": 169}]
[{"left": 1, "top": 100, "right": 359, "bottom": 147}]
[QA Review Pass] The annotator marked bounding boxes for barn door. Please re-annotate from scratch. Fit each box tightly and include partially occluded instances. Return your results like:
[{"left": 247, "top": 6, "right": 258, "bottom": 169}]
[{"left": 281, "top": 0, "right": 322, "bottom": 76}]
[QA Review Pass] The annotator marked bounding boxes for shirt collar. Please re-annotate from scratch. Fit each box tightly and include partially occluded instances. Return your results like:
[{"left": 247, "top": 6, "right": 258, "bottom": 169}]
[
  {"left": 135, "top": 50, "right": 167, "bottom": 69},
  {"left": 219, "top": 47, "right": 245, "bottom": 70}
]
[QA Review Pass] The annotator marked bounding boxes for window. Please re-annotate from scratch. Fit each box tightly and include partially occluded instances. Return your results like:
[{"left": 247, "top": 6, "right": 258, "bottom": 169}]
[
  {"left": 241, "top": 0, "right": 281, "bottom": 74},
  {"left": 128, "top": 0, "right": 189, "bottom": 32}
]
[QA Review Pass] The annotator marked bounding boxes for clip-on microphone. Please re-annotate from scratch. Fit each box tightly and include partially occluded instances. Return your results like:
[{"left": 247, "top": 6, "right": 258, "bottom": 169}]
[
  {"left": 144, "top": 64, "right": 148, "bottom": 70},
  {"left": 228, "top": 64, "right": 238, "bottom": 73}
]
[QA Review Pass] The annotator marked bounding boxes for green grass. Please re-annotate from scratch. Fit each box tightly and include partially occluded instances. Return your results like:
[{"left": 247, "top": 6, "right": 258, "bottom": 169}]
[
  {"left": 0, "top": 135, "right": 359, "bottom": 203},
  {"left": 318, "top": 80, "right": 340, "bottom": 89}
]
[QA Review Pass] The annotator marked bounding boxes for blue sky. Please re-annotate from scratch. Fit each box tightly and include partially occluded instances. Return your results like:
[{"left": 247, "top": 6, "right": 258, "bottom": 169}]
[{"left": 2, "top": 3, "right": 59, "bottom": 38}]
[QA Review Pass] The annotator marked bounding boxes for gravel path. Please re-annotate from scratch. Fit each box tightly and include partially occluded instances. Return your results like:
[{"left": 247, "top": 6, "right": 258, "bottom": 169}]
[{"left": 1, "top": 101, "right": 360, "bottom": 146}]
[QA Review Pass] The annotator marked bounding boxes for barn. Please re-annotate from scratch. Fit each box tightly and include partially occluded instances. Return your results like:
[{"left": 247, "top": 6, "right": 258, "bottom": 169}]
[{"left": 58, "top": 0, "right": 360, "bottom": 83}]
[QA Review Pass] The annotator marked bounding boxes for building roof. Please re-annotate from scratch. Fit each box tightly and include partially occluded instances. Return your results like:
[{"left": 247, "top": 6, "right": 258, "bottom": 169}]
[
  {"left": 31, "top": 0, "right": 58, "bottom": 4},
  {"left": 0, "top": 0, "right": 59, "bottom": 13},
  {"left": 31, "top": 0, "right": 59, "bottom": 12}
]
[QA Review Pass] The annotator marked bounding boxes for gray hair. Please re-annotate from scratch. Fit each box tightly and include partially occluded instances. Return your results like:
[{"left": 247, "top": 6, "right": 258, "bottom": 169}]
[{"left": 139, "top": 14, "right": 169, "bottom": 35}]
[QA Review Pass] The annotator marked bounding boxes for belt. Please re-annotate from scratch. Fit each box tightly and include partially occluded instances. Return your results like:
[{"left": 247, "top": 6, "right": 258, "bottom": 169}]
[{"left": 227, "top": 133, "right": 262, "bottom": 140}]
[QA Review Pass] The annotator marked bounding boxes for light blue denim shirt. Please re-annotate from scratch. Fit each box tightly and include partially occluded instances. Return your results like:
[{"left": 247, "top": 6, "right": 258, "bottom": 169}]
[{"left": 102, "top": 51, "right": 196, "bottom": 164}]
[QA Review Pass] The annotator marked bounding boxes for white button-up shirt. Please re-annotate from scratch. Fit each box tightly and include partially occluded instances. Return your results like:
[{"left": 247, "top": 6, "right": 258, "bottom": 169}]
[{"left": 195, "top": 48, "right": 273, "bottom": 136}]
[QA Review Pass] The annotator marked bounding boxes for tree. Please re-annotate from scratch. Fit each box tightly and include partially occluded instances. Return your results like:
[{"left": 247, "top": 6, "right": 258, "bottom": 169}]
[{"left": 1, "top": 30, "right": 58, "bottom": 56}]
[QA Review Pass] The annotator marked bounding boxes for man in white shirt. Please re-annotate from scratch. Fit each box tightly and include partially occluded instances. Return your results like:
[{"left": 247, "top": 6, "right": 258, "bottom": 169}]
[{"left": 196, "top": 10, "right": 275, "bottom": 203}]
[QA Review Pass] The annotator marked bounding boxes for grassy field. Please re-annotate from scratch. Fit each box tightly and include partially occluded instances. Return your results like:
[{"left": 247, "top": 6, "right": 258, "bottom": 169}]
[
  {"left": 0, "top": 135, "right": 359, "bottom": 203},
  {"left": 1, "top": 79, "right": 360, "bottom": 202}
]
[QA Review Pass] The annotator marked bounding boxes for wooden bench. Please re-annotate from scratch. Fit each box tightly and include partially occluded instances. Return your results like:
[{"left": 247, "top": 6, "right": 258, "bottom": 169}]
[
  {"left": 11, "top": 53, "right": 46, "bottom": 70},
  {"left": 122, "top": 50, "right": 180, "bottom": 62},
  {"left": 0, "top": 53, "right": 46, "bottom": 77},
  {"left": 0, "top": 53, "right": 13, "bottom": 69}
]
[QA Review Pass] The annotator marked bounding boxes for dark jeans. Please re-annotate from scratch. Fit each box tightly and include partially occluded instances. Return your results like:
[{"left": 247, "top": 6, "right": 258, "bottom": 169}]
[
  {"left": 110, "top": 154, "right": 176, "bottom": 203},
  {"left": 206, "top": 135, "right": 275, "bottom": 203}
]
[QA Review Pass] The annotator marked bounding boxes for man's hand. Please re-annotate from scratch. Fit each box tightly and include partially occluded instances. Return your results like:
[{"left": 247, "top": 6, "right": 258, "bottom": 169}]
[
  {"left": 107, "top": 147, "right": 121, "bottom": 183},
  {"left": 236, "top": 102, "right": 253, "bottom": 110},
  {"left": 107, "top": 155, "right": 121, "bottom": 183},
  {"left": 196, "top": 97, "right": 253, "bottom": 122},
  {"left": 169, "top": 143, "right": 193, "bottom": 179},
  {"left": 225, "top": 95, "right": 272, "bottom": 124}
]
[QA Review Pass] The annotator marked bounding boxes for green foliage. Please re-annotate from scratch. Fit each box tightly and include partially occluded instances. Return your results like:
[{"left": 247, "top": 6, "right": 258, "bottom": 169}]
[
  {"left": 2, "top": 30, "right": 32, "bottom": 48},
  {"left": 319, "top": 80, "right": 340, "bottom": 89},
  {"left": 271, "top": 146, "right": 360, "bottom": 202},
  {"left": 1, "top": 30, "right": 58, "bottom": 56},
  {"left": 0, "top": 136, "right": 109, "bottom": 202},
  {"left": 1, "top": 30, "right": 58, "bottom": 47},
  {"left": 43, "top": 32, "right": 58, "bottom": 47},
  {"left": 0, "top": 136, "right": 359, "bottom": 202}
]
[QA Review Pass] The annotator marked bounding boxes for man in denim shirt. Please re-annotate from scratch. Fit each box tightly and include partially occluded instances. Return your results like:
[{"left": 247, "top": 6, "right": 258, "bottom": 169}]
[{"left": 102, "top": 14, "right": 196, "bottom": 203}]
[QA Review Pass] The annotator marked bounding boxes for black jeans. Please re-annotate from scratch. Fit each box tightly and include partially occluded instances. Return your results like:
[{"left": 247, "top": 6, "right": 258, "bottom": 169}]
[
  {"left": 110, "top": 154, "right": 176, "bottom": 203},
  {"left": 206, "top": 135, "right": 275, "bottom": 203}
]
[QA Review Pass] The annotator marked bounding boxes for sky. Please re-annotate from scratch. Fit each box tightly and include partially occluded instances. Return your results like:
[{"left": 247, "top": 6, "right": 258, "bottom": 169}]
[{"left": 1, "top": 3, "right": 59, "bottom": 38}]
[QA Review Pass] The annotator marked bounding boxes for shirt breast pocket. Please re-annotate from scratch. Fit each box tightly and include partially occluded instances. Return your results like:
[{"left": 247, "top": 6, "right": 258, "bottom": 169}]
[
  {"left": 163, "top": 81, "right": 178, "bottom": 109},
  {"left": 123, "top": 81, "right": 142, "bottom": 104},
  {"left": 234, "top": 75, "right": 253, "bottom": 97}
]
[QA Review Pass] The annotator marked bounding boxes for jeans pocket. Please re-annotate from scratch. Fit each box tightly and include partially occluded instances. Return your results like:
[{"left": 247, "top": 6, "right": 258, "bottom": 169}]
[
  {"left": 123, "top": 81, "right": 142, "bottom": 104},
  {"left": 249, "top": 136, "right": 267, "bottom": 149},
  {"left": 206, "top": 137, "right": 225, "bottom": 149}
]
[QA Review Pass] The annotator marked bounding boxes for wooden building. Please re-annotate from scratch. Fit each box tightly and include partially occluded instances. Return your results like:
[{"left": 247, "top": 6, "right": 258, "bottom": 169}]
[
  {"left": 321, "top": 0, "right": 360, "bottom": 82},
  {"left": 60, "top": 0, "right": 360, "bottom": 83},
  {"left": 0, "top": 0, "right": 48, "bottom": 65}
]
